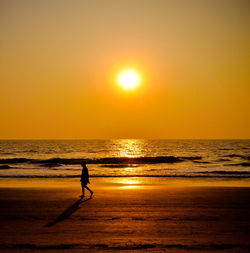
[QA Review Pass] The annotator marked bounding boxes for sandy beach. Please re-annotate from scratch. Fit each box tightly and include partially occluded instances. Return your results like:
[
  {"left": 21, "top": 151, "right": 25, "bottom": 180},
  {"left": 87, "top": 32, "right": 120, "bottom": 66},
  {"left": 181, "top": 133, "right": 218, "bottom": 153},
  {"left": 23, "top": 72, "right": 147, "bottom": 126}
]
[{"left": 0, "top": 177, "right": 249, "bottom": 252}]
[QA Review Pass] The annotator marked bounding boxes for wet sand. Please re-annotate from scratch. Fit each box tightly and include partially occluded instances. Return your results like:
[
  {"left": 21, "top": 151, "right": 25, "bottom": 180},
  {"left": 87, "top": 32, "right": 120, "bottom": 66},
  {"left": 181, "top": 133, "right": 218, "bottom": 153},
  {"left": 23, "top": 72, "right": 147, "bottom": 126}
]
[{"left": 0, "top": 178, "right": 250, "bottom": 252}]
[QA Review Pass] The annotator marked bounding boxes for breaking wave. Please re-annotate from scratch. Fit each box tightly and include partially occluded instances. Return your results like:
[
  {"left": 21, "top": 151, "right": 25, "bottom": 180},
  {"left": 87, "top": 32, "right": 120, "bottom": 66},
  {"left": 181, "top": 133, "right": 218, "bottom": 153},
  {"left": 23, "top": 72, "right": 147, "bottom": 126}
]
[{"left": 0, "top": 156, "right": 202, "bottom": 165}]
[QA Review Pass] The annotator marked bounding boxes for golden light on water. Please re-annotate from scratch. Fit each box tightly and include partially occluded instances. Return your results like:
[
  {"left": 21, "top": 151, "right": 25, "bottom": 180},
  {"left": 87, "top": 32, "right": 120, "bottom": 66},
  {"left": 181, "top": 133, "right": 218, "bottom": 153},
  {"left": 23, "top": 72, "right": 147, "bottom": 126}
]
[
  {"left": 114, "top": 139, "right": 144, "bottom": 158},
  {"left": 119, "top": 178, "right": 140, "bottom": 189},
  {"left": 117, "top": 69, "right": 141, "bottom": 90},
  {"left": 122, "top": 185, "right": 139, "bottom": 189}
]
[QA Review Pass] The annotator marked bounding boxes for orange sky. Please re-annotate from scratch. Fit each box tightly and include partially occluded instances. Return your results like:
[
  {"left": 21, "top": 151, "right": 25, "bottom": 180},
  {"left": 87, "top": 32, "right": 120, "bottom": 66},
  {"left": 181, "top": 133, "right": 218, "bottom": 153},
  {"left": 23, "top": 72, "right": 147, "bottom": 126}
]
[{"left": 0, "top": 0, "right": 249, "bottom": 139}]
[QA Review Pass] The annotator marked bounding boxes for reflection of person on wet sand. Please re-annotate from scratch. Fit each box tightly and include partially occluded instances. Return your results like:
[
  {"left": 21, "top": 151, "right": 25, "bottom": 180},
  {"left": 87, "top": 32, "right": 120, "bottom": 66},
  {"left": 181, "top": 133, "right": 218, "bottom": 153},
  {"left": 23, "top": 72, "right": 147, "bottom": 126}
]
[{"left": 80, "top": 161, "right": 93, "bottom": 199}]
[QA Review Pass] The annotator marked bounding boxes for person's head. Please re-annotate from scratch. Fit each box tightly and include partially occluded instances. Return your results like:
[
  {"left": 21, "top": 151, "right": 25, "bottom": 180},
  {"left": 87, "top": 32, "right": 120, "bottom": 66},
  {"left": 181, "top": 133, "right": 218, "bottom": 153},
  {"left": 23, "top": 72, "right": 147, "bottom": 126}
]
[{"left": 81, "top": 161, "right": 87, "bottom": 168}]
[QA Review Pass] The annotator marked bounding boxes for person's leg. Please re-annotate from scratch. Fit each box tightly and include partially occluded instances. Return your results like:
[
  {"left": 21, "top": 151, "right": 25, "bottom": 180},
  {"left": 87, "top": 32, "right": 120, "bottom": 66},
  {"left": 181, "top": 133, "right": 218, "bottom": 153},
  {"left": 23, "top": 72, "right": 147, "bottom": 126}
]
[
  {"left": 85, "top": 185, "right": 93, "bottom": 196},
  {"left": 81, "top": 182, "right": 85, "bottom": 197}
]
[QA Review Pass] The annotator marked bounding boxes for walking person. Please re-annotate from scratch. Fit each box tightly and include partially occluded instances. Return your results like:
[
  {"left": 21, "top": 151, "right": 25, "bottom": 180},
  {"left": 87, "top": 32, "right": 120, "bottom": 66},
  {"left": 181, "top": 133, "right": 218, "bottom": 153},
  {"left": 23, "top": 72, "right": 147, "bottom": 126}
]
[{"left": 80, "top": 161, "right": 93, "bottom": 199}]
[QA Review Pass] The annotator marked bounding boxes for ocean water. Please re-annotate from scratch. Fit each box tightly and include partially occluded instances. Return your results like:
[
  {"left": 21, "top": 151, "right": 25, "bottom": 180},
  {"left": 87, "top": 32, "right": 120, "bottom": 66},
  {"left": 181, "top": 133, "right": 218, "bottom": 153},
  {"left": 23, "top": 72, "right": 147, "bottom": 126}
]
[{"left": 0, "top": 139, "right": 249, "bottom": 178}]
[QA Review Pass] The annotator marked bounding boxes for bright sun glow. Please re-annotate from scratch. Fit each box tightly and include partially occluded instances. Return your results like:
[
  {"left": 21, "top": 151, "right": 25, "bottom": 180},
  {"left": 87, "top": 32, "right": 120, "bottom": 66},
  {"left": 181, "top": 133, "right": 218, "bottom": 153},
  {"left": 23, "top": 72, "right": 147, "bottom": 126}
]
[{"left": 117, "top": 69, "right": 141, "bottom": 90}]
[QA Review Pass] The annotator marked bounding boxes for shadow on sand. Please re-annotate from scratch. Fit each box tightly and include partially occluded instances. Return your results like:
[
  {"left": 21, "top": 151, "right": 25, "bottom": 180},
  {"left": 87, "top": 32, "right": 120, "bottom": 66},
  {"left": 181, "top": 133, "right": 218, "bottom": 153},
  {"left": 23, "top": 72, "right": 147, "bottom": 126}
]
[{"left": 45, "top": 197, "right": 92, "bottom": 227}]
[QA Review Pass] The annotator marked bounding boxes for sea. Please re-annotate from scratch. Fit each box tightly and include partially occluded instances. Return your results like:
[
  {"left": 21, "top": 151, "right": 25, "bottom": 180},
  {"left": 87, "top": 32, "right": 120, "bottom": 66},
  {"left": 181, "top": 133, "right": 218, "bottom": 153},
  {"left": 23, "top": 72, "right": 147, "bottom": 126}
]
[{"left": 0, "top": 139, "right": 249, "bottom": 178}]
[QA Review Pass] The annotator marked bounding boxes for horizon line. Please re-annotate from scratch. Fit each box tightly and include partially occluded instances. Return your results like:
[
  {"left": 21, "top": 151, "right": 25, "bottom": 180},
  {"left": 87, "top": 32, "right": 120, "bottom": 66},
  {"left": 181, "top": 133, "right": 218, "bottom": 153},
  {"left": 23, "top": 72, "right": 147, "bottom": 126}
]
[{"left": 0, "top": 138, "right": 249, "bottom": 141}]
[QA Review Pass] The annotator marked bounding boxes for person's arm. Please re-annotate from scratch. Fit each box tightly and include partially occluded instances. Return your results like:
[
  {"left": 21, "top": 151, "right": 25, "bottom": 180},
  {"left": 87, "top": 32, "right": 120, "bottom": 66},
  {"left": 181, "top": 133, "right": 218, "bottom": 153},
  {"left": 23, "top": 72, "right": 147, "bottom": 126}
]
[
  {"left": 87, "top": 168, "right": 90, "bottom": 183},
  {"left": 80, "top": 170, "right": 83, "bottom": 181}
]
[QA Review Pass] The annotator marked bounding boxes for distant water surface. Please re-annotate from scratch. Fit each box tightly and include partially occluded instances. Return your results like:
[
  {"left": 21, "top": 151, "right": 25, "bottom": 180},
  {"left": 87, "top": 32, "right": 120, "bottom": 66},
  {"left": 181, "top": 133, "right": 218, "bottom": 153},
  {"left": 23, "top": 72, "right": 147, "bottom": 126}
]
[{"left": 0, "top": 140, "right": 249, "bottom": 178}]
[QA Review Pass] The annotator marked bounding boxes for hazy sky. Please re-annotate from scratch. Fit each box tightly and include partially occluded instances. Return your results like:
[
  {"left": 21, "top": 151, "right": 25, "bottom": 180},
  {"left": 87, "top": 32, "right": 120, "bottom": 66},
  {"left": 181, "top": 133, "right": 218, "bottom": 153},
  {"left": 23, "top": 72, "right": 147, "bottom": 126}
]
[{"left": 0, "top": 0, "right": 249, "bottom": 139}]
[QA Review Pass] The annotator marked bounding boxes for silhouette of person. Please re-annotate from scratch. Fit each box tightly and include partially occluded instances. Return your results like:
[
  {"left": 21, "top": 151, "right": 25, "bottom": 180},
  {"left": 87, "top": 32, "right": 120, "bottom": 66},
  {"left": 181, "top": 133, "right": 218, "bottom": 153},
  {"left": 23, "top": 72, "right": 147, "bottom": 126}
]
[{"left": 80, "top": 161, "right": 93, "bottom": 199}]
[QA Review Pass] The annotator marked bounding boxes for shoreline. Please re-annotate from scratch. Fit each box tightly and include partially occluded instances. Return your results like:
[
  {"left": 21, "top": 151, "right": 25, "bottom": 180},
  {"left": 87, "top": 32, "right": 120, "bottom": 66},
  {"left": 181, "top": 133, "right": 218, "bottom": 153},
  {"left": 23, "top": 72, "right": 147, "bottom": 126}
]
[
  {"left": 1, "top": 174, "right": 250, "bottom": 177},
  {"left": 1, "top": 176, "right": 250, "bottom": 188}
]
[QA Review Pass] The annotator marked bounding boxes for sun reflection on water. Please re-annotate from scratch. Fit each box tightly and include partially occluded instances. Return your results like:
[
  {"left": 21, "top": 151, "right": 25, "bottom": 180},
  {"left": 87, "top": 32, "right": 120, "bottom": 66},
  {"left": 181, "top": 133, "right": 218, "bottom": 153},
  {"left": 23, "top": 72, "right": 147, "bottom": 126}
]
[
  {"left": 119, "top": 178, "right": 140, "bottom": 189},
  {"left": 112, "top": 139, "right": 144, "bottom": 158},
  {"left": 124, "top": 167, "right": 135, "bottom": 172},
  {"left": 108, "top": 140, "right": 146, "bottom": 178},
  {"left": 122, "top": 185, "right": 139, "bottom": 189}
]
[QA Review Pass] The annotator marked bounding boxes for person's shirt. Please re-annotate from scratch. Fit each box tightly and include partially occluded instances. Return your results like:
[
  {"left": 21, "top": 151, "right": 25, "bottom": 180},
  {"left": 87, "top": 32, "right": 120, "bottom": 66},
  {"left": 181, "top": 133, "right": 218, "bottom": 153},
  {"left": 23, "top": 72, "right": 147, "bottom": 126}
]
[{"left": 81, "top": 167, "right": 90, "bottom": 183}]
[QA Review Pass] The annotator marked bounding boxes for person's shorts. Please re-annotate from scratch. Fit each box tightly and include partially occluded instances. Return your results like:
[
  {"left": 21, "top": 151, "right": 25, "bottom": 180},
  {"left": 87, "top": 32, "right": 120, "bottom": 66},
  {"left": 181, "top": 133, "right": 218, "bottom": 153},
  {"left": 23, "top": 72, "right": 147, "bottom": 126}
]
[{"left": 81, "top": 181, "right": 88, "bottom": 187}]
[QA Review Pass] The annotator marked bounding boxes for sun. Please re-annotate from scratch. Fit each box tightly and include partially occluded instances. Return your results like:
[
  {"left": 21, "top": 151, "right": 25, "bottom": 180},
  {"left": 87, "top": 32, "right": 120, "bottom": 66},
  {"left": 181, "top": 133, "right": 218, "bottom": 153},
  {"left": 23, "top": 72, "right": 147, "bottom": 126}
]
[{"left": 117, "top": 69, "right": 141, "bottom": 90}]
